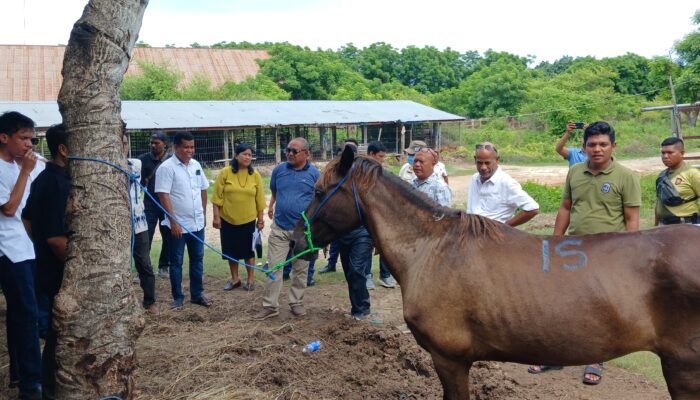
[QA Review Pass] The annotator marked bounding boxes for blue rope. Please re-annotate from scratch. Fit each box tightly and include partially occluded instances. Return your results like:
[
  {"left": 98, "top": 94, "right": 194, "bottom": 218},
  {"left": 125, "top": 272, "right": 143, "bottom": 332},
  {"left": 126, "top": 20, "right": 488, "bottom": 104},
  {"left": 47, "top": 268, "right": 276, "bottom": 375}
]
[{"left": 68, "top": 156, "right": 277, "bottom": 280}]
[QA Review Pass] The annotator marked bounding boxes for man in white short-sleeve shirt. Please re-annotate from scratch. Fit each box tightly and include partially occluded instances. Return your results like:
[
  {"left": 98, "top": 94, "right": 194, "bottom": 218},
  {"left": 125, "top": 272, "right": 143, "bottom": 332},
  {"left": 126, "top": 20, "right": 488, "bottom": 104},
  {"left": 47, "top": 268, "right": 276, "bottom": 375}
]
[
  {"left": 0, "top": 111, "right": 43, "bottom": 397},
  {"left": 467, "top": 142, "right": 539, "bottom": 227},
  {"left": 155, "top": 131, "right": 210, "bottom": 310}
]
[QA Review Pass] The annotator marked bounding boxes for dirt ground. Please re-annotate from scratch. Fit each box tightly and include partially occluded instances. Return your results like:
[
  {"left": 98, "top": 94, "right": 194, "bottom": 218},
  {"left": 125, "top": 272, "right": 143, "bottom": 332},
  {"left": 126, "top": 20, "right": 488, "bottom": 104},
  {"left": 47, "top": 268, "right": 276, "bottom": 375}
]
[{"left": 0, "top": 155, "right": 686, "bottom": 399}]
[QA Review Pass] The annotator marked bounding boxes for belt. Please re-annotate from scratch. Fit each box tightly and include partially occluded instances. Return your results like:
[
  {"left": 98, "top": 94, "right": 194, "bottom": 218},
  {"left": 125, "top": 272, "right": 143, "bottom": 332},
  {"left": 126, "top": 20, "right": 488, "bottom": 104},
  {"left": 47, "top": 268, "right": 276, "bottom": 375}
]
[{"left": 661, "top": 214, "right": 698, "bottom": 225}]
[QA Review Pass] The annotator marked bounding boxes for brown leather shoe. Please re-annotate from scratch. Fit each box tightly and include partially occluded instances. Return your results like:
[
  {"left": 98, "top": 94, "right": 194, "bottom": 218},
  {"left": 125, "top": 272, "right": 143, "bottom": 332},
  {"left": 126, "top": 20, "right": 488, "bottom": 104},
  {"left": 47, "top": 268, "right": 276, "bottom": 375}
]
[
  {"left": 290, "top": 304, "right": 307, "bottom": 317},
  {"left": 253, "top": 308, "right": 279, "bottom": 320}
]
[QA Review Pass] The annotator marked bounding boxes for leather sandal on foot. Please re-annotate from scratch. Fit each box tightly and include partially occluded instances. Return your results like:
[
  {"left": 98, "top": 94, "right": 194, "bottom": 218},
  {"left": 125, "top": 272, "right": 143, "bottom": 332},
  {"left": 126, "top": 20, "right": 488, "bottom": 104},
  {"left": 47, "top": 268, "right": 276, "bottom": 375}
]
[
  {"left": 582, "top": 363, "right": 603, "bottom": 385},
  {"left": 527, "top": 365, "right": 563, "bottom": 374}
]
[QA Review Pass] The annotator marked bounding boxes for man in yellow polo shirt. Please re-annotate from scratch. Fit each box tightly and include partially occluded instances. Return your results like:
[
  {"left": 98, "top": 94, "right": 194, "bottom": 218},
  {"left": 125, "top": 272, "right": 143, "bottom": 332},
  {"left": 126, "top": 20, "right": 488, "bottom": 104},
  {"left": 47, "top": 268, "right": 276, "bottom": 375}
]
[
  {"left": 655, "top": 137, "right": 700, "bottom": 225},
  {"left": 528, "top": 121, "right": 641, "bottom": 385}
]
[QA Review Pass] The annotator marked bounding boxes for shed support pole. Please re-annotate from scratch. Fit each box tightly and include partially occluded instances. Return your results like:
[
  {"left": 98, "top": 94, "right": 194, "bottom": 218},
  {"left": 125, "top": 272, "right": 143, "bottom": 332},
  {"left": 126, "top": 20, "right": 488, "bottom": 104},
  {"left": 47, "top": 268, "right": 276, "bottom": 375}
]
[
  {"left": 320, "top": 126, "right": 327, "bottom": 160},
  {"left": 331, "top": 126, "right": 337, "bottom": 155},
  {"left": 400, "top": 123, "right": 406, "bottom": 161},
  {"left": 223, "top": 130, "right": 229, "bottom": 161},
  {"left": 362, "top": 125, "right": 367, "bottom": 145},
  {"left": 395, "top": 124, "right": 399, "bottom": 154},
  {"left": 275, "top": 128, "right": 281, "bottom": 164},
  {"left": 433, "top": 122, "right": 441, "bottom": 151}
]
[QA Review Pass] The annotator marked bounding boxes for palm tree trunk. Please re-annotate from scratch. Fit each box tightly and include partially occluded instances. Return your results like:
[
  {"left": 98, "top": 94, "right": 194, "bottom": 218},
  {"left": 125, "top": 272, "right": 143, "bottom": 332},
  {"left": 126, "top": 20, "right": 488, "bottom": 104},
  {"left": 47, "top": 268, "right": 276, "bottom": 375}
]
[{"left": 55, "top": 1, "right": 148, "bottom": 398}]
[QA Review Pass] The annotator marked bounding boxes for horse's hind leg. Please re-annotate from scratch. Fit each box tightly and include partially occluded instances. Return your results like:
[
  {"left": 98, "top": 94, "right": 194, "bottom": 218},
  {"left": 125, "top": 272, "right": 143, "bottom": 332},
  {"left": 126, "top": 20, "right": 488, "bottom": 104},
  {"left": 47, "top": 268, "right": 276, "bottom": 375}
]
[
  {"left": 430, "top": 352, "right": 472, "bottom": 400},
  {"left": 660, "top": 350, "right": 700, "bottom": 399}
]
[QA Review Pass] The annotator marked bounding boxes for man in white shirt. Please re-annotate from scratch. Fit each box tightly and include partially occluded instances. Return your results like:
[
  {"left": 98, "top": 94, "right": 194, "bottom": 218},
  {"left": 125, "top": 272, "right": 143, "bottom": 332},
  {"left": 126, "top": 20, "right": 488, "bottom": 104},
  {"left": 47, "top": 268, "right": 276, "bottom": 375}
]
[
  {"left": 156, "top": 131, "right": 210, "bottom": 310},
  {"left": 0, "top": 111, "right": 43, "bottom": 398},
  {"left": 467, "top": 142, "right": 539, "bottom": 227}
]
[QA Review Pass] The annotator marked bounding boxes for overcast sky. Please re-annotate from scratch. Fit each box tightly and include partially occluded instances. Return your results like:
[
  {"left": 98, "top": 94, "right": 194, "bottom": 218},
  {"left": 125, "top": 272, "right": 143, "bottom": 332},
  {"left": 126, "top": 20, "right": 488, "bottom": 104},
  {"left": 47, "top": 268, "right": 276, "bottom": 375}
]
[{"left": 1, "top": 0, "right": 698, "bottom": 63}]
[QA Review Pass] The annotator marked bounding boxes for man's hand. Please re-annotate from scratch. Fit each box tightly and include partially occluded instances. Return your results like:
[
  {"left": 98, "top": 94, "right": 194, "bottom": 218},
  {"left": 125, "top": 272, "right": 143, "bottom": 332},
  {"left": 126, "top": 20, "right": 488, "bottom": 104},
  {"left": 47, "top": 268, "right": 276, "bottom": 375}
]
[
  {"left": 20, "top": 151, "right": 38, "bottom": 174},
  {"left": 170, "top": 220, "right": 183, "bottom": 238},
  {"left": 267, "top": 207, "right": 274, "bottom": 220},
  {"left": 212, "top": 217, "right": 221, "bottom": 230},
  {"left": 565, "top": 121, "right": 576, "bottom": 134}
]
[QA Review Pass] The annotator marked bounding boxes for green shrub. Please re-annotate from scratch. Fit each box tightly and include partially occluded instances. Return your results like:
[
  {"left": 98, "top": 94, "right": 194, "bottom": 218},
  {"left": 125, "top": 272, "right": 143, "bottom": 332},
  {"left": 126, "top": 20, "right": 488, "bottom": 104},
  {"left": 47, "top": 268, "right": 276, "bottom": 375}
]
[{"left": 521, "top": 182, "right": 562, "bottom": 213}]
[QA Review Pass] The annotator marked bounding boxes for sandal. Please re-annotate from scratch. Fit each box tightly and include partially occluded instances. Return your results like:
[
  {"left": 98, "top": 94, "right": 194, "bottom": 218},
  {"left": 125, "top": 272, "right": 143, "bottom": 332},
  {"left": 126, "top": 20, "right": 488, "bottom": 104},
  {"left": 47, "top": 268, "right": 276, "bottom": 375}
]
[
  {"left": 582, "top": 363, "right": 603, "bottom": 385},
  {"left": 527, "top": 365, "right": 563, "bottom": 374}
]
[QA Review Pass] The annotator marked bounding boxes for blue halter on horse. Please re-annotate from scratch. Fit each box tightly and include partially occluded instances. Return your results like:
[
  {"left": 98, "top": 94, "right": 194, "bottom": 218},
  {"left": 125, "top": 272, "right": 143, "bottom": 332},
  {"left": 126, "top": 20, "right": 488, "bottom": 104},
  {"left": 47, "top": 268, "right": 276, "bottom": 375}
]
[{"left": 306, "top": 163, "right": 364, "bottom": 227}]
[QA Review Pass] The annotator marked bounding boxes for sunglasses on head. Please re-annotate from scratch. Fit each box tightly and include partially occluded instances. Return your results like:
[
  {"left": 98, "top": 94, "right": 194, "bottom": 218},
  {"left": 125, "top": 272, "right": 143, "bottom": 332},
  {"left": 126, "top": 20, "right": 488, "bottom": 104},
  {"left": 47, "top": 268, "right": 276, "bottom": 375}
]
[
  {"left": 475, "top": 143, "right": 497, "bottom": 153},
  {"left": 418, "top": 147, "right": 438, "bottom": 162},
  {"left": 286, "top": 147, "right": 304, "bottom": 155},
  {"left": 30, "top": 138, "right": 39, "bottom": 145}
]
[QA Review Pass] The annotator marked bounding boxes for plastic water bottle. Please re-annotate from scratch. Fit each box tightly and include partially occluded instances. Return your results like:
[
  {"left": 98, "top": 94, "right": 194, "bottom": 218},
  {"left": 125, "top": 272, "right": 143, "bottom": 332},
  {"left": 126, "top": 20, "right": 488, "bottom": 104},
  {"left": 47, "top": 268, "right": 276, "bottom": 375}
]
[{"left": 302, "top": 340, "right": 321, "bottom": 353}]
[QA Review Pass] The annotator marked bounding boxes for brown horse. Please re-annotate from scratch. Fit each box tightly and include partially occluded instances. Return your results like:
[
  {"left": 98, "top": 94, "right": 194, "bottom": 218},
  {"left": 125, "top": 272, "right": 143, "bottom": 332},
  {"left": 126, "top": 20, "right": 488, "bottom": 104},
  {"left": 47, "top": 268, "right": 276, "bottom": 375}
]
[{"left": 291, "top": 147, "right": 700, "bottom": 400}]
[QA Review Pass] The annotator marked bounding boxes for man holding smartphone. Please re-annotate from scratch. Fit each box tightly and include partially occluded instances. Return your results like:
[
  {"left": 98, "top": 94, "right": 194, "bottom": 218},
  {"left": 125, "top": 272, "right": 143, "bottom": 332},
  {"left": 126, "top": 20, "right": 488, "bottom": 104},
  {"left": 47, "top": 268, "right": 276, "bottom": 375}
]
[{"left": 555, "top": 121, "right": 588, "bottom": 167}]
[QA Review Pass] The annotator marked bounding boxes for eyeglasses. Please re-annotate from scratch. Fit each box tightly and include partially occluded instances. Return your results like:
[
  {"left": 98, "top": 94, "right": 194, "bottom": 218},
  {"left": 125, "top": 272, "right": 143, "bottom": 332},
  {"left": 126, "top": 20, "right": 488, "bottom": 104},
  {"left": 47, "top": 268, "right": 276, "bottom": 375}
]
[
  {"left": 30, "top": 138, "right": 39, "bottom": 145},
  {"left": 475, "top": 143, "right": 497, "bottom": 153},
  {"left": 286, "top": 147, "right": 305, "bottom": 155}
]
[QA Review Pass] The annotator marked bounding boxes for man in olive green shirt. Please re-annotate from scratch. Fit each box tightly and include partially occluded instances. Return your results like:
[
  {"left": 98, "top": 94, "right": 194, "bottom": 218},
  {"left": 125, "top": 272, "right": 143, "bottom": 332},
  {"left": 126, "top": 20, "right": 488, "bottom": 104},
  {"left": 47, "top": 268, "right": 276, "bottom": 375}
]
[
  {"left": 529, "top": 121, "right": 641, "bottom": 384},
  {"left": 655, "top": 137, "right": 700, "bottom": 225},
  {"left": 555, "top": 122, "right": 641, "bottom": 235}
]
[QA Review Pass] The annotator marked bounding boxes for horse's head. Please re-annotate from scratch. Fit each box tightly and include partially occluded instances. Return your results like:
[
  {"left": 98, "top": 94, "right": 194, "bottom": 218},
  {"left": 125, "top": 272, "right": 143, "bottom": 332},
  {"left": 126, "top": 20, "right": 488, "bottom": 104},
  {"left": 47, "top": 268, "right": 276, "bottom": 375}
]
[{"left": 291, "top": 145, "right": 373, "bottom": 259}]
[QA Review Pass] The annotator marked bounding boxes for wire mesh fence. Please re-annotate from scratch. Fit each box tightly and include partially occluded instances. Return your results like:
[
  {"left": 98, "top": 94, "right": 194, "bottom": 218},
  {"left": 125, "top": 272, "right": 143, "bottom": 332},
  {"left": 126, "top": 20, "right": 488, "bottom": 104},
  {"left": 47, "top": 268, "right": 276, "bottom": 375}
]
[{"left": 33, "top": 121, "right": 465, "bottom": 170}]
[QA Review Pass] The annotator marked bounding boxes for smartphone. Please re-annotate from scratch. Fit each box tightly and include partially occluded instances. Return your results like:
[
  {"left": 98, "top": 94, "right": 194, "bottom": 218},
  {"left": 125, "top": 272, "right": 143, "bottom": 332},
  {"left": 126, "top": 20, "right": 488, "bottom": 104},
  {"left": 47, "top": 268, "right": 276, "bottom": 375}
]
[{"left": 573, "top": 122, "right": 585, "bottom": 129}]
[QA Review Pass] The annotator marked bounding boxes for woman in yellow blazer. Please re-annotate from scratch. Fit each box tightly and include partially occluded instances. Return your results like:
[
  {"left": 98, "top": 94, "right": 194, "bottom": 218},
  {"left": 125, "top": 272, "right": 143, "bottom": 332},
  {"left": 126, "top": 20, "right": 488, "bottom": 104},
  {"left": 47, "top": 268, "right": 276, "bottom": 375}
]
[{"left": 212, "top": 143, "right": 265, "bottom": 290}]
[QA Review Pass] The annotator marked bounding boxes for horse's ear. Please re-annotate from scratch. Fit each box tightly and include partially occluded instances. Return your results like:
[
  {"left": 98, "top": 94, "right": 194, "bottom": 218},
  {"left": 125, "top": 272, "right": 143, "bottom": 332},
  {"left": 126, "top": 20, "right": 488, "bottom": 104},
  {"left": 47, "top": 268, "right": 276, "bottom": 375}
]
[{"left": 338, "top": 145, "right": 355, "bottom": 177}]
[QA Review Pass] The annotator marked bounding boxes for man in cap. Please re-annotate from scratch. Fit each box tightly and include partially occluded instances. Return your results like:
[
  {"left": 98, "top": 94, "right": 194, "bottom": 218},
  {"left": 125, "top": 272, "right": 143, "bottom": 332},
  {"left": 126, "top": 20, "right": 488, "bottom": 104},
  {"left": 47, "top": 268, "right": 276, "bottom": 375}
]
[
  {"left": 138, "top": 130, "right": 172, "bottom": 278},
  {"left": 399, "top": 140, "right": 427, "bottom": 183}
]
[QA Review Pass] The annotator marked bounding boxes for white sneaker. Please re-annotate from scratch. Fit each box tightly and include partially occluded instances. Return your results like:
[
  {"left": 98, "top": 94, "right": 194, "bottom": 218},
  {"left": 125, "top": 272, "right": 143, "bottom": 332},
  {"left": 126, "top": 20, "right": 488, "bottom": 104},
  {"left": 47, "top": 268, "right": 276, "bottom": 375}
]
[
  {"left": 366, "top": 274, "right": 375, "bottom": 290},
  {"left": 379, "top": 276, "right": 396, "bottom": 288}
]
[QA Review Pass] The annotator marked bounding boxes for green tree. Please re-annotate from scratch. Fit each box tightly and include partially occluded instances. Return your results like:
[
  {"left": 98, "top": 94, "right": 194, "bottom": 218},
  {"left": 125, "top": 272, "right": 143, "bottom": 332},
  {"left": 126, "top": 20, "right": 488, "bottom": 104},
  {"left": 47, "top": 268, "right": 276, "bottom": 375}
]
[
  {"left": 258, "top": 43, "right": 365, "bottom": 99},
  {"left": 522, "top": 63, "right": 640, "bottom": 133},
  {"left": 431, "top": 57, "right": 530, "bottom": 118},
  {"left": 602, "top": 53, "right": 654, "bottom": 98},
  {"left": 534, "top": 55, "right": 575, "bottom": 76},
  {"left": 395, "top": 46, "right": 477, "bottom": 93},
  {"left": 218, "top": 75, "right": 291, "bottom": 100},
  {"left": 674, "top": 9, "right": 700, "bottom": 103},
  {"left": 179, "top": 76, "right": 215, "bottom": 100},
  {"left": 120, "top": 62, "right": 181, "bottom": 100},
  {"left": 345, "top": 42, "right": 400, "bottom": 83}
]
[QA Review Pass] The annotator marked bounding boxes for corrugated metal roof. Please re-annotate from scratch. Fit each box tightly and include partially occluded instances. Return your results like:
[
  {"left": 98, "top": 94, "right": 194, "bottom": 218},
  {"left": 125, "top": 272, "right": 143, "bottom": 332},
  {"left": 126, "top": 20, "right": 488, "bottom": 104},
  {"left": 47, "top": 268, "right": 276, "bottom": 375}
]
[
  {"left": 0, "top": 100, "right": 465, "bottom": 130},
  {"left": 0, "top": 45, "right": 268, "bottom": 101}
]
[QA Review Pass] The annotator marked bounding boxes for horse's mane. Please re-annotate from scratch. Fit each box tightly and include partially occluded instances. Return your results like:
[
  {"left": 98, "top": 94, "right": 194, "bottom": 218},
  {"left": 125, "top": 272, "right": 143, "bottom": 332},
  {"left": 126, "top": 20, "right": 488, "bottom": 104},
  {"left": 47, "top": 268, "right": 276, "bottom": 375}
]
[{"left": 321, "top": 156, "right": 504, "bottom": 241}]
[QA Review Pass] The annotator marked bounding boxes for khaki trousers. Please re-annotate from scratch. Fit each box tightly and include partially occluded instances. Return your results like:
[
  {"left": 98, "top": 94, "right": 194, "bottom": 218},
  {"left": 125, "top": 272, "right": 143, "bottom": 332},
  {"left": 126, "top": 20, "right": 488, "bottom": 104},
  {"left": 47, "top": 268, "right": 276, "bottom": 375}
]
[{"left": 262, "top": 223, "right": 309, "bottom": 310}]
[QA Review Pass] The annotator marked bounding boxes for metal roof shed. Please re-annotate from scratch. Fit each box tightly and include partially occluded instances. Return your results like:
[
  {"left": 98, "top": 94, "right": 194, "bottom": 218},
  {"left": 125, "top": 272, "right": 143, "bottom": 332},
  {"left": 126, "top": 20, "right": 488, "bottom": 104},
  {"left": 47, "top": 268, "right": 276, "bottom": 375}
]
[{"left": 0, "top": 100, "right": 464, "bottom": 163}]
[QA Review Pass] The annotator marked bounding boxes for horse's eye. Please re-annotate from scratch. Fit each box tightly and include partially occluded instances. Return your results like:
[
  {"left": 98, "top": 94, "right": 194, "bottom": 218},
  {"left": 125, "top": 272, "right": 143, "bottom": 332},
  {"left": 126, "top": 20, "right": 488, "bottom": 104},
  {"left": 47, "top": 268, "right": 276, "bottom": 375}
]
[{"left": 315, "top": 189, "right": 324, "bottom": 198}]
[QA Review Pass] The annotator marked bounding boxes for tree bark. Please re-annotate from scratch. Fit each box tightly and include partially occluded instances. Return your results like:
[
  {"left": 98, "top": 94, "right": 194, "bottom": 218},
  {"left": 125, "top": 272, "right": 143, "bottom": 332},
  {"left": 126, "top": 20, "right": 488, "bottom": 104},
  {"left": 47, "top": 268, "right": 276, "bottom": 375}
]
[
  {"left": 55, "top": 1, "right": 148, "bottom": 398},
  {"left": 683, "top": 109, "right": 699, "bottom": 127}
]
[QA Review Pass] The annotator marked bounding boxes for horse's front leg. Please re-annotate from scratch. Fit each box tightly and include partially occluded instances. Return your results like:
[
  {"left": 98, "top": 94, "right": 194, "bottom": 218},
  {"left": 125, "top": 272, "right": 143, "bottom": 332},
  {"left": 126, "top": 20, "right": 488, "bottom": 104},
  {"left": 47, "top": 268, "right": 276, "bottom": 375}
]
[{"left": 430, "top": 352, "right": 472, "bottom": 400}]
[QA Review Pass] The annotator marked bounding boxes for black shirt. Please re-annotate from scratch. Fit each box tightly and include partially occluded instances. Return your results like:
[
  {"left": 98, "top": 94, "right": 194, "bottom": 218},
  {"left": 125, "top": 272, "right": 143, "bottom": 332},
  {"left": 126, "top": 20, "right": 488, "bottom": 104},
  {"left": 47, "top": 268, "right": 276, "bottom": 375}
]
[
  {"left": 22, "top": 162, "right": 70, "bottom": 297},
  {"left": 138, "top": 151, "right": 170, "bottom": 210}
]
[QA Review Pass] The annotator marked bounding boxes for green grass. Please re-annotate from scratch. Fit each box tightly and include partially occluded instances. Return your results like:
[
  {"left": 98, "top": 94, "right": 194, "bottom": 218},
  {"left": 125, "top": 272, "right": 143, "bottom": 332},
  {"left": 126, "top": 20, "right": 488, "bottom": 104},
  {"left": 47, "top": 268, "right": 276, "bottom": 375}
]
[
  {"left": 443, "top": 116, "right": 700, "bottom": 165},
  {"left": 610, "top": 352, "right": 664, "bottom": 384}
]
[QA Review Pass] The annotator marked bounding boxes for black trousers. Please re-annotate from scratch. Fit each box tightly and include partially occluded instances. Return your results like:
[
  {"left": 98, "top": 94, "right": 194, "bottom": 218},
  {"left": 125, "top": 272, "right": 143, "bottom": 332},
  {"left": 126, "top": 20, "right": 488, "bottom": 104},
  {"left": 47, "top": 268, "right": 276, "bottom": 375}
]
[{"left": 133, "top": 230, "right": 156, "bottom": 307}]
